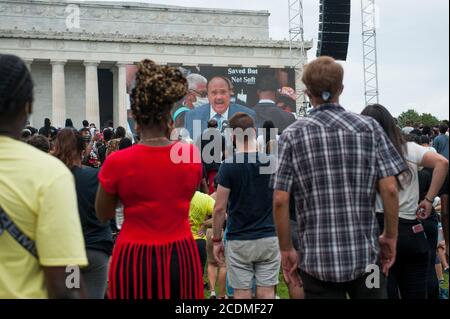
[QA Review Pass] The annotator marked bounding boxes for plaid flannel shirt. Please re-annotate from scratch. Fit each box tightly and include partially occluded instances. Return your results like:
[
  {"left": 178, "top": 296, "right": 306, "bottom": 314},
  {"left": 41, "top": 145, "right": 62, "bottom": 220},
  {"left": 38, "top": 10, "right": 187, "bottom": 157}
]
[{"left": 271, "top": 104, "right": 407, "bottom": 283}]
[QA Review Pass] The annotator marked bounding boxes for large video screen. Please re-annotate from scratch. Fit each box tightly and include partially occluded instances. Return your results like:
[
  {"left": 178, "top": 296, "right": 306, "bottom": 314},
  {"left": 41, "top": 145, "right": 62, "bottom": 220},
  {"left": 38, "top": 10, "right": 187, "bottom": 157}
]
[
  {"left": 181, "top": 66, "right": 296, "bottom": 109},
  {"left": 125, "top": 64, "right": 297, "bottom": 136}
]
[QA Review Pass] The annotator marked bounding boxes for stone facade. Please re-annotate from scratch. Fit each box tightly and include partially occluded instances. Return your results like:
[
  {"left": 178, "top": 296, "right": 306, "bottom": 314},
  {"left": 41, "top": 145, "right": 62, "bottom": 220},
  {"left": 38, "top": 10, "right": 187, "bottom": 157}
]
[{"left": 0, "top": 0, "right": 311, "bottom": 128}]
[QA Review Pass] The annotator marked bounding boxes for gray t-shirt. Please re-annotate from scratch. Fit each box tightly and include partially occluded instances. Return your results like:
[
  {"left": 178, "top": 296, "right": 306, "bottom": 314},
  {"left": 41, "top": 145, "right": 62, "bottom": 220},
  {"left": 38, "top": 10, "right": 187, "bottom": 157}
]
[{"left": 376, "top": 142, "right": 429, "bottom": 220}]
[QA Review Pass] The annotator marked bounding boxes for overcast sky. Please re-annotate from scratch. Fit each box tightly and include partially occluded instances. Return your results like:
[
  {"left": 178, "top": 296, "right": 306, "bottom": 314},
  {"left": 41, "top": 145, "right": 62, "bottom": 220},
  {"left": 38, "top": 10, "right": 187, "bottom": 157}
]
[{"left": 97, "top": 0, "right": 449, "bottom": 119}]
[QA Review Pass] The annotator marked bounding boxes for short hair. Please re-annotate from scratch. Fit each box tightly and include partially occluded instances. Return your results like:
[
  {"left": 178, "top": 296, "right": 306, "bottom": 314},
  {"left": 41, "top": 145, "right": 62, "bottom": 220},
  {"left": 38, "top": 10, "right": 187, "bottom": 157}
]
[
  {"left": 422, "top": 125, "right": 431, "bottom": 136},
  {"left": 207, "top": 76, "right": 232, "bottom": 91},
  {"left": 207, "top": 119, "right": 218, "bottom": 128},
  {"left": 302, "top": 56, "right": 344, "bottom": 102},
  {"left": 114, "top": 126, "right": 126, "bottom": 139},
  {"left": 257, "top": 76, "right": 279, "bottom": 92},
  {"left": 419, "top": 135, "right": 431, "bottom": 145},
  {"left": 186, "top": 73, "right": 207, "bottom": 91},
  {"left": 229, "top": 112, "right": 255, "bottom": 131},
  {"left": 82, "top": 120, "right": 89, "bottom": 127},
  {"left": 439, "top": 123, "right": 449, "bottom": 134},
  {"left": 229, "top": 112, "right": 256, "bottom": 143},
  {"left": 103, "top": 128, "right": 114, "bottom": 141},
  {"left": 27, "top": 135, "right": 50, "bottom": 153},
  {"left": 79, "top": 127, "right": 90, "bottom": 135},
  {"left": 119, "top": 137, "right": 133, "bottom": 150}
]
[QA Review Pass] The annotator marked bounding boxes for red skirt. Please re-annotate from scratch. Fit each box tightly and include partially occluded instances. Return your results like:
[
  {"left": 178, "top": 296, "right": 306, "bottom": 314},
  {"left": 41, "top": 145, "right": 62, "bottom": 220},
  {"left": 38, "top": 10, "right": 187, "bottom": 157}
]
[{"left": 108, "top": 236, "right": 204, "bottom": 299}]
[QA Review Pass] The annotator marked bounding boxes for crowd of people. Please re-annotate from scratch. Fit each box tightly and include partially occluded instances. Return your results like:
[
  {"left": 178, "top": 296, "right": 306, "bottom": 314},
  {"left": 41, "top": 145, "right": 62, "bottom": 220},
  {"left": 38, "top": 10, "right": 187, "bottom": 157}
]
[{"left": 0, "top": 53, "right": 448, "bottom": 299}]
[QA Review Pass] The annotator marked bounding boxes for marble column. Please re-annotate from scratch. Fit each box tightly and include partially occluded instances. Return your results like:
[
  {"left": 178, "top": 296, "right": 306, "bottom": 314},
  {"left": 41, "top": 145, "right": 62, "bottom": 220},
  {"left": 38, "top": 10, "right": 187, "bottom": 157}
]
[
  {"left": 84, "top": 61, "right": 100, "bottom": 128},
  {"left": 116, "top": 62, "right": 129, "bottom": 129},
  {"left": 51, "top": 60, "right": 66, "bottom": 128}
]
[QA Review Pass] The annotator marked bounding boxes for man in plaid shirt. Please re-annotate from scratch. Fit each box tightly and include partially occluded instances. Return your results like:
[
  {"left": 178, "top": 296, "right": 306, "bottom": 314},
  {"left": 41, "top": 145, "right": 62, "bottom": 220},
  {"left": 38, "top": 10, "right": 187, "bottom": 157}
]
[{"left": 272, "top": 56, "right": 408, "bottom": 299}]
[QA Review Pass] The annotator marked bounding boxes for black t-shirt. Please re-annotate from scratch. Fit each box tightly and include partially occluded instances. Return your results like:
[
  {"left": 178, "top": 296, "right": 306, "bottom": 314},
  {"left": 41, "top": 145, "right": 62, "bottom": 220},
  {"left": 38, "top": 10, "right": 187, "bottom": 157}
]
[
  {"left": 72, "top": 166, "right": 113, "bottom": 255},
  {"left": 38, "top": 126, "right": 57, "bottom": 139},
  {"left": 98, "top": 143, "right": 107, "bottom": 165},
  {"left": 198, "top": 128, "right": 226, "bottom": 172},
  {"left": 218, "top": 152, "right": 276, "bottom": 240},
  {"left": 418, "top": 167, "right": 439, "bottom": 217}
]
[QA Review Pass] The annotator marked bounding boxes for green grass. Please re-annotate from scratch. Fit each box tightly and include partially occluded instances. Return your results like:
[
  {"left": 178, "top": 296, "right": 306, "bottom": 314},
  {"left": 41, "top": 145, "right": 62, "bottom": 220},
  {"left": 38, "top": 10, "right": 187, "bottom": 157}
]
[
  {"left": 203, "top": 271, "right": 290, "bottom": 299},
  {"left": 204, "top": 271, "right": 449, "bottom": 299},
  {"left": 441, "top": 272, "right": 449, "bottom": 289}
]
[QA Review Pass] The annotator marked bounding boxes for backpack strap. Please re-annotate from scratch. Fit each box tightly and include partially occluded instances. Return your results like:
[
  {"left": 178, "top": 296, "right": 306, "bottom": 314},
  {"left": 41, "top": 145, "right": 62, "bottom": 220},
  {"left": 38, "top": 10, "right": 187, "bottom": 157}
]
[{"left": 0, "top": 206, "right": 39, "bottom": 259}]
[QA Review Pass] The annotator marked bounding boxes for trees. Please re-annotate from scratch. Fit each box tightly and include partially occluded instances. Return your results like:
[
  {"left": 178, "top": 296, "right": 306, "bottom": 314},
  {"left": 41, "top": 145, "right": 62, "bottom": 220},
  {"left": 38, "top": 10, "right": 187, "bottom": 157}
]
[
  {"left": 398, "top": 109, "right": 441, "bottom": 127},
  {"left": 420, "top": 113, "right": 441, "bottom": 127},
  {"left": 398, "top": 109, "right": 421, "bottom": 127}
]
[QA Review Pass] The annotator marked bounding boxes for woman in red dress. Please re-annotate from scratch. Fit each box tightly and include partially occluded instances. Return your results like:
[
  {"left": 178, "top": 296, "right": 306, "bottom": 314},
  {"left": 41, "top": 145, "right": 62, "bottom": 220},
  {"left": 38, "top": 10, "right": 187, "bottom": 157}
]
[{"left": 95, "top": 60, "right": 204, "bottom": 299}]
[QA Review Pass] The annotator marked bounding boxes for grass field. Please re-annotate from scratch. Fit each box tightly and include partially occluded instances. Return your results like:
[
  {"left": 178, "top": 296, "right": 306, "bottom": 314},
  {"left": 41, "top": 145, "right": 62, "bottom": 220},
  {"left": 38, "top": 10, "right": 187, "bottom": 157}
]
[{"left": 204, "top": 271, "right": 449, "bottom": 299}]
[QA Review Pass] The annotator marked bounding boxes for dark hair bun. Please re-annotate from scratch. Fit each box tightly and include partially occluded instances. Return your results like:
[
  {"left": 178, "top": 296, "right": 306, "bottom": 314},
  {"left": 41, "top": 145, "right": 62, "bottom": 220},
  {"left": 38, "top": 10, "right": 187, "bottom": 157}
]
[
  {"left": 0, "top": 54, "right": 33, "bottom": 114},
  {"left": 131, "top": 59, "right": 187, "bottom": 126}
]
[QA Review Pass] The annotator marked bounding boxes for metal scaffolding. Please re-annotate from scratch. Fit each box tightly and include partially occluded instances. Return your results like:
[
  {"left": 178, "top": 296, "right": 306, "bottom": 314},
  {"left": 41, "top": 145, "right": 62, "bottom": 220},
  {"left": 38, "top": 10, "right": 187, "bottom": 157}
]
[
  {"left": 361, "top": 0, "right": 379, "bottom": 105},
  {"left": 288, "top": 0, "right": 308, "bottom": 117}
]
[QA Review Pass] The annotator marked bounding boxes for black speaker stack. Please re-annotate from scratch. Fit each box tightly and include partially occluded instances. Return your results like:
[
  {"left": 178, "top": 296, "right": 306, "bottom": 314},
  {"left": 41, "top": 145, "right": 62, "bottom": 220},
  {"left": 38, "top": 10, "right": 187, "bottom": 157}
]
[{"left": 316, "top": 0, "right": 351, "bottom": 61}]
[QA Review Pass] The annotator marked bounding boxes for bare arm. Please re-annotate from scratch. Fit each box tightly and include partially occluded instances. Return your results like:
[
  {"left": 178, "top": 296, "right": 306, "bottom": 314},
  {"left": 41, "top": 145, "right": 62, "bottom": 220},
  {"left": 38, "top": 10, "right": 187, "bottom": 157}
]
[
  {"left": 212, "top": 185, "right": 229, "bottom": 240},
  {"left": 199, "top": 177, "right": 209, "bottom": 194},
  {"left": 43, "top": 267, "right": 86, "bottom": 299},
  {"left": 378, "top": 176, "right": 399, "bottom": 276},
  {"left": 212, "top": 185, "right": 230, "bottom": 266},
  {"left": 273, "top": 190, "right": 300, "bottom": 286},
  {"left": 273, "top": 190, "right": 292, "bottom": 250},
  {"left": 203, "top": 217, "right": 213, "bottom": 228},
  {"left": 421, "top": 152, "right": 449, "bottom": 201},
  {"left": 378, "top": 176, "right": 399, "bottom": 239},
  {"left": 95, "top": 184, "right": 118, "bottom": 223}
]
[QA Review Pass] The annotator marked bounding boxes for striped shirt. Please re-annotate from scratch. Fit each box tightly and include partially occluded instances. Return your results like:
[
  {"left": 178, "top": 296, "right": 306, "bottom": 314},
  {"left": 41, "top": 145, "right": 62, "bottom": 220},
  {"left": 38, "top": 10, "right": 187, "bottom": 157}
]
[{"left": 271, "top": 104, "right": 407, "bottom": 283}]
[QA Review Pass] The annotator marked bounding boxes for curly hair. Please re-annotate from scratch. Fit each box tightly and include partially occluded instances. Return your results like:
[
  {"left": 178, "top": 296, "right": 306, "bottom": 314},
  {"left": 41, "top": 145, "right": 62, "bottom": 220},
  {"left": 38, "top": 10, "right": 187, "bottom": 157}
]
[
  {"left": 27, "top": 135, "right": 50, "bottom": 153},
  {"left": 130, "top": 59, "right": 187, "bottom": 132}
]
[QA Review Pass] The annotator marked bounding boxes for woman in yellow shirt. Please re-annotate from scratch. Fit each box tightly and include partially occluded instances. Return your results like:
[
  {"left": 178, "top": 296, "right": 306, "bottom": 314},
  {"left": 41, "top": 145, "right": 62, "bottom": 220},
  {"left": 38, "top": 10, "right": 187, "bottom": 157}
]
[{"left": 0, "top": 54, "right": 87, "bottom": 299}]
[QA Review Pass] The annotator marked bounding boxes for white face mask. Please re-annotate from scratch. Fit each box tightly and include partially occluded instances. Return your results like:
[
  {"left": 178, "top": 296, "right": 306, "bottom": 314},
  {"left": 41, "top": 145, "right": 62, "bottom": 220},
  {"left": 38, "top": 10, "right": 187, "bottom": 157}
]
[{"left": 193, "top": 97, "right": 209, "bottom": 108}]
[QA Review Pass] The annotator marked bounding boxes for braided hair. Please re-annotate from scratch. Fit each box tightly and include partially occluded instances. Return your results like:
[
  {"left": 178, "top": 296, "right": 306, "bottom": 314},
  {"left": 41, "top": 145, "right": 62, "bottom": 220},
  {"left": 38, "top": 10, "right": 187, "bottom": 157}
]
[
  {"left": 0, "top": 54, "right": 33, "bottom": 125},
  {"left": 130, "top": 59, "right": 187, "bottom": 134}
]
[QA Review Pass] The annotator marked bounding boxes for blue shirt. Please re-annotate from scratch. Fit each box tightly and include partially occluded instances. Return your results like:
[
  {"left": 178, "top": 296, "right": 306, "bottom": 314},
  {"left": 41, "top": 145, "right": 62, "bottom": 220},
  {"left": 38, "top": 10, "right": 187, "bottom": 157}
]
[
  {"left": 218, "top": 152, "right": 276, "bottom": 241},
  {"left": 433, "top": 134, "right": 449, "bottom": 160}
]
